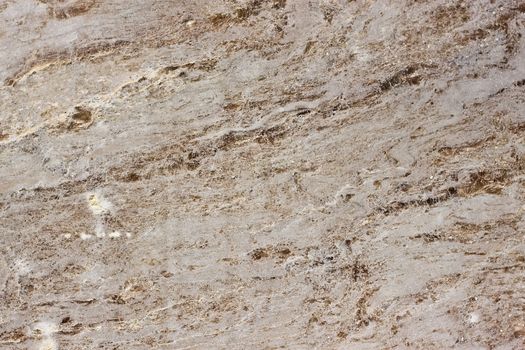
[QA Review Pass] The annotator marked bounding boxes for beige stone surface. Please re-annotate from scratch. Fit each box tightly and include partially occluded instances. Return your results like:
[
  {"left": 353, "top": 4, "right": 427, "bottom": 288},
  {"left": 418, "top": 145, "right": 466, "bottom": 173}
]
[{"left": 1, "top": 0, "right": 525, "bottom": 349}]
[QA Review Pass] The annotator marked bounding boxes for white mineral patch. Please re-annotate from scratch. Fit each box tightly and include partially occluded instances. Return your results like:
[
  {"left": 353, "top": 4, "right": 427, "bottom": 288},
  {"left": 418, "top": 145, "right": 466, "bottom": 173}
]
[
  {"left": 37, "top": 338, "right": 58, "bottom": 350},
  {"left": 94, "top": 220, "right": 106, "bottom": 238},
  {"left": 109, "top": 231, "right": 121, "bottom": 238},
  {"left": 469, "top": 312, "right": 480, "bottom": 324},
  {"left": 86, "top": 192, "right": 113, "bottom": 216},
  {"left": 79, "top": 232, "right": 93, "bottom": 240},
  {"left": 32, "top": 321, "right": 58, "bottom": 350},
  {"left": 14, "top": 259, "right": 32, "bottom": 276},
  {"left": 32, "top": 321, "right": 58, "bottom": 337}
]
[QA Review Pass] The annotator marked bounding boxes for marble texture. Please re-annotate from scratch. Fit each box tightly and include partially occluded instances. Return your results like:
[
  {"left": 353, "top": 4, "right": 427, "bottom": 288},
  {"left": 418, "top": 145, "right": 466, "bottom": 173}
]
[{"left": 1, "top": 0, "right": 525, "bottom": 349}]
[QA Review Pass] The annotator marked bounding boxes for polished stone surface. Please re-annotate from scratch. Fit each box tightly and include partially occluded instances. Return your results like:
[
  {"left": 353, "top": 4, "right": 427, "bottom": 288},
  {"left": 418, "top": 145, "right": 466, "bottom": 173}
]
[{"left": 1, "top": 1, "right": 525, "bottom": 348}]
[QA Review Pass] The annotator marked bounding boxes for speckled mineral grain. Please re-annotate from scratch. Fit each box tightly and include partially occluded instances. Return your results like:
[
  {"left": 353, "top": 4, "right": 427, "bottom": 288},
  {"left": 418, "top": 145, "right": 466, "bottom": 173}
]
[{"left": 1, "top": 0, "right": 525, "bottom": 349}]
